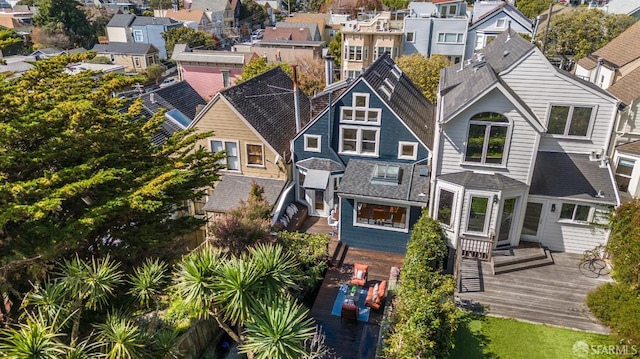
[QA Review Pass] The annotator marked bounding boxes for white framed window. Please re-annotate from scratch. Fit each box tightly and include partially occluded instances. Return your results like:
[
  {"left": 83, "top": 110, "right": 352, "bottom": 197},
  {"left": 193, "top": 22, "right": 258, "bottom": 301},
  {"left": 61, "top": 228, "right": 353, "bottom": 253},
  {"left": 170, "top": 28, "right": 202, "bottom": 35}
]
[
  {"left": 345, "top": 70, "right": 361, "bottom": 79},
  {"left": 615, "top": 158, "right": 635, "bottom": 192},
  {"left": 437, "top": 33, "right": 464, "bottom": 43},
  {"left": 436, "top": 188, "right": 456, "bottom": 227},
  {"left": 211, "top": 139, "right": 240, "bottom": 171},
  {"left": 466, "top": 195, "right": 491, "bottom": 234},
  {"left": 339, "top": 126, "right": 380, "bottom": 156},
  {"left": 340, "top": 93, "right": 382, "bottom": 125},
  {"left": 245, "top": 143, "right": 264, "bottom": 167},
  {"left": 133, "top": 30, "right": 143, "bottom": 42},
  {"left": 374, "top": 46, "right": 398, "bottom": 59},
  {"left": 464, "top": 112, "right": 510, "bottom": 166},
  {"left": 496, "top": 19, "right": 506, "bottom": 28},
  {"left": 353, "top": 93, "right": 369, "bottom": 107},
  {"left": 406, "top": 32, "right": 415, "bottom": 42},
  {"left": 439, "top": 4, "right": 457, "bottom": 17},
  {"left": 355, "top": 201, "right": 408, "bottom": 231},
  {"left": 547, "top": 104, "right": 595, "bottom": 137},
  {"left": 559, "top": 203, "right": 591, "bottom": 223},
  {"left": 447, "top": 55, "right": 461, "bottom": 64},
  {"left": 398, "top": 141, "right": 418, "bottom": 160},
  {"left": 304, "top": 134, "right": 321, "bottom": 152},
  {"left": 345, "top": 45, "right": 366, "bottom": 61},
  {"left": 134, "top": 57, "right": 141, "bottom": 68},
  {"left": 147, "top": 55, "right": 155, "bottom": 65}
]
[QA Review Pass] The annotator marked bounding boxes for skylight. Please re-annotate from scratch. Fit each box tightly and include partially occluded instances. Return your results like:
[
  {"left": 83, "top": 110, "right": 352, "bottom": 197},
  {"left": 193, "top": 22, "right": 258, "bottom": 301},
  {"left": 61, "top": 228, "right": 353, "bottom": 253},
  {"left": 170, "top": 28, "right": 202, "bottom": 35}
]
[{"left": 373, "top": 164, "right": 401, "bottom": 184}]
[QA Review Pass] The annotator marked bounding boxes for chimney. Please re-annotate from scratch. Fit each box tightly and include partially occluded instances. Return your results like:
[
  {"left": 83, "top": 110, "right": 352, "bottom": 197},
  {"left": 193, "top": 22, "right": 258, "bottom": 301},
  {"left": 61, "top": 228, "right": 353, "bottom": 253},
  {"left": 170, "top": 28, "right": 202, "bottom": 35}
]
[
  {"left": 292, "top": 64, "right": 301, "bottom": 133},
  {"left": 324, "top": 55, "right": 334, "bottom": 87}
]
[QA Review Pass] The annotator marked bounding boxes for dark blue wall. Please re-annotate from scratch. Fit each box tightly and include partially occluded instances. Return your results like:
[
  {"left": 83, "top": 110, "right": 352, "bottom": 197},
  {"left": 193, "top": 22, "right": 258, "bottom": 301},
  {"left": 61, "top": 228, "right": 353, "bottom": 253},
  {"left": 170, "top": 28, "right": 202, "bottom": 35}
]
[
  {"left": 338, "top": 198, "right": 424, "bottom": 254},
  {"left": 293, "top": 80, "right": 429, "bottom": 166}
]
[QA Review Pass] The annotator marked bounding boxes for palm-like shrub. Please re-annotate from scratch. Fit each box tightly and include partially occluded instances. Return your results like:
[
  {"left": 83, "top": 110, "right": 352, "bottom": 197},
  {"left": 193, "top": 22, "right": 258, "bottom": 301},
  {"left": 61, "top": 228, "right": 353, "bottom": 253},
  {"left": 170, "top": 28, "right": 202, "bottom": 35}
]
[
  {"left": 0, "top": 311, "right": 69, "bottom": 359},
  {"left": 94, "top": 312, "right": 146, "bottom": 359}
]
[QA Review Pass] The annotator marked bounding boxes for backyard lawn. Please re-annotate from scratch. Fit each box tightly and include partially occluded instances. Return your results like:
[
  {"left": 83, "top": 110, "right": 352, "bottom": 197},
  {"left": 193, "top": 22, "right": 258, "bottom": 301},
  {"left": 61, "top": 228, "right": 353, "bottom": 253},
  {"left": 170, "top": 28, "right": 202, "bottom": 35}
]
[{"left": 453, "top": 315, "right": 617, "bottom": 359}]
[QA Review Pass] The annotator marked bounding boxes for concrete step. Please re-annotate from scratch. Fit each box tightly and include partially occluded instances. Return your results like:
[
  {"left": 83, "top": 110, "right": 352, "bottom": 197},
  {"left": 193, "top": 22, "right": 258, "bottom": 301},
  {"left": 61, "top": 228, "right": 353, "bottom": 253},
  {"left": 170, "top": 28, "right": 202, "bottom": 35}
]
[{"left": 492, "top": 256, "right": 555, "bottom": 275}]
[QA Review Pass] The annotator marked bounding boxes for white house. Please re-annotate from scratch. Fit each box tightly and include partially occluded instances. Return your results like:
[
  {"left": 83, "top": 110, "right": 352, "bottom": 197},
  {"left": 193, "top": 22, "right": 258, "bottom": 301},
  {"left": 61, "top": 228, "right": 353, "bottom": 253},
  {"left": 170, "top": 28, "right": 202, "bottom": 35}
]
[{"left": 430, "top": 29, "right": 620, "bottom": 256}]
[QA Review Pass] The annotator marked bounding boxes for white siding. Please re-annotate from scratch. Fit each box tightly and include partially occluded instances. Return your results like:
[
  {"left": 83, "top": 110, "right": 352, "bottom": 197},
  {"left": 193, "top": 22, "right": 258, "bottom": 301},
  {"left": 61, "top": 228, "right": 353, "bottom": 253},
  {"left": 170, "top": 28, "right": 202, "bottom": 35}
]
[
  {"left": 457, "top": 190, "right": 500, "bottom": 239},
  {"left": 437, "top": 88, "right": 540, "bottom": 184},
  {"left": 502, "top": 51, "right": 618, "bottom": 154},
  {"left": 532, "top": 196, "right": 611, "bottom": 253}
]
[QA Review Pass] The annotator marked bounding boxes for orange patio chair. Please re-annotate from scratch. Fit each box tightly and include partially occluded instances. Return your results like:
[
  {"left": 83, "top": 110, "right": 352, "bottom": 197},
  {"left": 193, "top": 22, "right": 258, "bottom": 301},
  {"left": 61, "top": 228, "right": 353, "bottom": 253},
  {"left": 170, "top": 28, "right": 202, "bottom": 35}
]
[{"left": 351, "top": 263, "right": 369, "bottom": 286}]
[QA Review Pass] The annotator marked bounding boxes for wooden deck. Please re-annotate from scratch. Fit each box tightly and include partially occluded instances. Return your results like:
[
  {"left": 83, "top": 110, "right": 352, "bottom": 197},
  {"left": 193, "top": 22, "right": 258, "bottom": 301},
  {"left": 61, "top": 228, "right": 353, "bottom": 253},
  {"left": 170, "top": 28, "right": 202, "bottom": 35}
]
[
  {"left": 303, "top": 216, "right": 405, "bottom": 359},
  {"left": 457, "top": 251, "right": 613, "bottom": 334}
]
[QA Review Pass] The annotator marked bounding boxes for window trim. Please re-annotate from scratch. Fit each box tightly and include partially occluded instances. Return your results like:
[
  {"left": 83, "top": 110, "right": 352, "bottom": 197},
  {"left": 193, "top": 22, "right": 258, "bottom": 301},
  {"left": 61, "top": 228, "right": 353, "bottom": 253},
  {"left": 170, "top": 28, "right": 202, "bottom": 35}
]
[
  {"left": 304, "top": 134, "right": 322, "bottom": 152},
  {"left": 496, "top": 18, "right": 506, "bottom": 28},
  {"left": 133, "top": 29, "right": 143, "bottom": 42},
  {"left": 245, "top": 143, "right": 265, "bottom": 167},
  {"left": 545, "top": 103, "right": 597, "bottom": 138},
  {"left": 406, "top": 31, "right": 415, "bottom": 43},
  {"left": 210, "top": 138, "right": 241, "bottom": 171},
  {"left": 397, "top": 141, "right": 418, "bottom": 160},
  {"left": 462, "top": 112, "right": 511, "bottom": 167},
  {"left": 339, "top": 125, "right": 380, "bottom": 157},
  {"left": 464, "top": 193, "right": 493, "bottom": 235},
  {"left": 558, "top": 202, "right": 593, "bottom": 224},
  {"left": 435, "top": 187, "right": 457, "bottom": 229},
  {"left": 353, "top": 200, "right": 410, "bottom": 233},
  {"left": 437, "top": 32, "right": 464, "bottom": 44},
  {"left": 353, "top": 92, "right": 369, "bottom": 107}
]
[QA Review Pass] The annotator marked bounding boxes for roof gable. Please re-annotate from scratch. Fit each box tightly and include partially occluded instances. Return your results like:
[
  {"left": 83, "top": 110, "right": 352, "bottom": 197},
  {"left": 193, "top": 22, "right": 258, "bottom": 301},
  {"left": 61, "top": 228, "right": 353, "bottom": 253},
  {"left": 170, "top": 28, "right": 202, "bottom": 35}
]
[
  {"left": 470, "top": 3, "right": 532, "bottom": 30},
  {"left": 218, "top": 67, "right": 311, "bottom": 156},
  {"left": 584, "top": 20, "right": 640, "bottom": 69},
  {"left": 107, "top": 14, "right": 135, "bottom": 27},
  {"left": 607, "top": 66, "right": 640, "bottom": 106}
]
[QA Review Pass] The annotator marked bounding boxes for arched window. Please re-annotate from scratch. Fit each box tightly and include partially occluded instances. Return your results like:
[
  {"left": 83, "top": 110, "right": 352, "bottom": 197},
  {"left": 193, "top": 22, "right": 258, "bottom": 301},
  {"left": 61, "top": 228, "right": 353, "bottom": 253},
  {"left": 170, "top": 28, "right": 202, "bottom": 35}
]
[{"left": 465, "top": 112, "right": 509, "bottom": 165}]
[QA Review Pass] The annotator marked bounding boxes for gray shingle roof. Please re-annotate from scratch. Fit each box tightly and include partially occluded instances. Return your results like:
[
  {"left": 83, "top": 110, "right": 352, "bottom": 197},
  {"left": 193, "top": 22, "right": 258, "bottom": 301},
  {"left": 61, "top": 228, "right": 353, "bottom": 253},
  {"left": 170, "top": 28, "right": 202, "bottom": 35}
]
[
  {"left": 616, "top": 140, "right": 640, "bottom": 156},
  {"left": 478, "top": 29, "right": 535, "bottom": 73},
  {"left": 220, "top": 67, "right": 311, "bottom": 157},
  {"left": 189, "top": 0, "right": 229, "bottom": 12},
  {"left": 142, "top": 81, "right": 205, "bottom": 120},
  {"left": 530, "top": 152, "right": 617, "bottom": 205},
  {"left": 203, "top": 175, "right": 286, "bottom": 212},
  {"left": 362, "top": 53, "right": 436, "bottom": 149},
  {"left": 92, "top": 43, "right": 158, "bottom": 55},
  {"left": 441, "top": 64, "right": 498, "bottom": 119},
  {"left": 296, "top": 157, "right": 344, "bottom": 172},
  {"left": 131, "top": 16, "right": 179, "bottom": 26},
  {"left": 602, "top": 66, "right": 640, "bottom": 106},
  {"left": 107, "top": 14, "right": 135, "bottom": 27},
  {"left": 338, "top": 159, "right": 429, "bottom": 204},
  {"left": 437, "top": 171, "right": 527, "bottom": 190}
]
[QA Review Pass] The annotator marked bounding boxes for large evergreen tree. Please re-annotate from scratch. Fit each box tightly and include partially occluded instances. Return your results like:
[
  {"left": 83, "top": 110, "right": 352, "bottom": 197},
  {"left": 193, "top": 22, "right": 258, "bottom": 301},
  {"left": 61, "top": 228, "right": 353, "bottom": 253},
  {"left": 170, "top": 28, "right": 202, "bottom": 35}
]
[
  {"left": 0, "top": 54, "right": 223, "bottom": 295},
  {"left": 33, "top": 0, "right": 94, "bottom": 48}
]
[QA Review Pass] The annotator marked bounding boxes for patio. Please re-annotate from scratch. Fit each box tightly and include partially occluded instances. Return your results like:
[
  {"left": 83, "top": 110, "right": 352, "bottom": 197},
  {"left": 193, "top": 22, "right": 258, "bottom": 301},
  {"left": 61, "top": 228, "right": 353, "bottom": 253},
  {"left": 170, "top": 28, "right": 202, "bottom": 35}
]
[{"left": 302, "top": 216, "right": 405, "bottom": 359}]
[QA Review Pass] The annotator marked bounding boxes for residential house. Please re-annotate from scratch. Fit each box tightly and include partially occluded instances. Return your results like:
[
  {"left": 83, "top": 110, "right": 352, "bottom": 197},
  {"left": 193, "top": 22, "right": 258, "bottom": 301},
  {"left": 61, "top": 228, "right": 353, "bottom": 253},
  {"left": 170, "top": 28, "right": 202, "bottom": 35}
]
[
  {"left": 600, "top": 0, "right": 640, "bottom": 18},
  {"left": 0, "top": 9, "right": 33, "bottom": 34},
  {"left": 157, "top": 9, "right": 217, "bottom": 34},
  {"left": 106, "top": 14, "right": 182, "bottom": 59},
  {"left": 573, "top": 21, "right": 640, "bottom": 200},
  {"left": 431, "top": 30, "right": 619, "bottom": 257},
  {"left": 262, "top": 26, "right": 312, "bottom": 41},
  {"left": 283, "top": 13, "right": 331, "bottom": 42},
  {"left": 340, "top": 12, "right": 404, "bottom": 79},
  {"left": 106, "top": 14, "right": 136, "bottom": 43},
  {"left": 188, "top": 67, "right": 311, "bottom": 222},
  {"left": 402, "top": 0, "right": 469, "bottom": 64},
  {"left": 0, "top": 55, "right": 35, "bottom": 78},
  {"left": 30, "top": 48, "right": 87, "bottom": 59},
  {"left": 465, "top": 0, "right": 533, "bottom": 59},
  {"left": 184, "top": 0, "right": 239, "bottom": 29},
  {"left": 277, "top": 21, "right": 322, "bottom": 41},
  {"left": 92, "top": 43, "right": 159, "bottom": 72},
  {"left": 291, "top": 54, "right": 435, "bottom": 254},
  {"left": 171, "top": 44, "right": 256, "bottom": 100}
]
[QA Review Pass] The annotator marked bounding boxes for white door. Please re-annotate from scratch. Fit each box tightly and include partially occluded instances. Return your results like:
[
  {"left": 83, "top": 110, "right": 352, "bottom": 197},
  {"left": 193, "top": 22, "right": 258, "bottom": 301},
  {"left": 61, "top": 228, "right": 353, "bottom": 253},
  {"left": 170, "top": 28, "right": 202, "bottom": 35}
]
[
  {"left": 521, "top": 200, "right": 546, "bottom": 242},
  {"left": 496, "top": 197, "right": 519, "bottom": 247}
]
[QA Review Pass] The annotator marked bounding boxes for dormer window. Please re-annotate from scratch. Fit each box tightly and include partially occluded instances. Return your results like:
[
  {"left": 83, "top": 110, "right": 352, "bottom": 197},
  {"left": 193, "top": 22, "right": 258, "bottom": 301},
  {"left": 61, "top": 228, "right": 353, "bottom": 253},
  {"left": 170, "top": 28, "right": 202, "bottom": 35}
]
[{"left": 464, "top": 112, "right": 509, "bottom": 165}]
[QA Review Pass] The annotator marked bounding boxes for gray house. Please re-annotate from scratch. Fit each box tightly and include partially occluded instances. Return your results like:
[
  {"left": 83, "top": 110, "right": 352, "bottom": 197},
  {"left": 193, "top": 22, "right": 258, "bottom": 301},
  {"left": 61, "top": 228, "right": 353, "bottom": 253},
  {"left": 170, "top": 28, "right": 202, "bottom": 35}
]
[
  {"left": 106, "top": 15, "right": 182, "bottom": 59},
  {"left": 403, "top": 0, "right": 469, "bottom": 64}
]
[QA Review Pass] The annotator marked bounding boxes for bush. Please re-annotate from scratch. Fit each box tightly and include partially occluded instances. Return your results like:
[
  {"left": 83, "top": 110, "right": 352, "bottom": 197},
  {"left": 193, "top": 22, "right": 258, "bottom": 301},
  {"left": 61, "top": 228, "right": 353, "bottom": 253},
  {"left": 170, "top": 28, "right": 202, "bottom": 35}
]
[
  {"left": 277, "top": 231, "right": 330, "bottom": 300},
  {"left": 587, "top": 283, "right": 640, "bottom": 345},
  {"left": 383, "top": 209, "right": 459, "bottom": 359},
  {"left": 607, "top": 199, "right": 640, "bottom": 289}
]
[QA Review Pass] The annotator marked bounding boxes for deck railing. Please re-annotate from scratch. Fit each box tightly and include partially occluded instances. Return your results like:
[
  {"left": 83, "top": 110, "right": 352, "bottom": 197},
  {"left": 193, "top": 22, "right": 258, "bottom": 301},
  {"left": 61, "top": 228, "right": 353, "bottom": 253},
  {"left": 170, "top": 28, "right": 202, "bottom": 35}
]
[{"left": 459, "top": 235, "right": 494, "bottom": 261}]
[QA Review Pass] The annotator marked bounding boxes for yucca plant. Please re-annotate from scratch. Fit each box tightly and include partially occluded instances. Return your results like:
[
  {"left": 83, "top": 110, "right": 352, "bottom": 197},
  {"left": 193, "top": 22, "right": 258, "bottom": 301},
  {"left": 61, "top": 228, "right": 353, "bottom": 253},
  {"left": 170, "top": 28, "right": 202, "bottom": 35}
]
[
  {"left": 0, "top": 311, "right": 69, "bottom": 359},
  {"left": 94, "top": 311, "right": 146, "bottom": 359},
  {"left": 240, "top": 296, "right": 315, "bottom": 359},
  {"left": 23, "top": 280, "right": 70, "bottom": 327}
]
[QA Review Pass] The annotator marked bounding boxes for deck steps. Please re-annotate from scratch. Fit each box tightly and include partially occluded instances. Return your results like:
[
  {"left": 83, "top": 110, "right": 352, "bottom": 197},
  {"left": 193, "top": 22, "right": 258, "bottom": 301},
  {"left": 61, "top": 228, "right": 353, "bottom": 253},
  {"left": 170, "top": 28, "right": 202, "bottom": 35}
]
[{"left": 491, "top": 245, "right": 554, "bottom": 274}]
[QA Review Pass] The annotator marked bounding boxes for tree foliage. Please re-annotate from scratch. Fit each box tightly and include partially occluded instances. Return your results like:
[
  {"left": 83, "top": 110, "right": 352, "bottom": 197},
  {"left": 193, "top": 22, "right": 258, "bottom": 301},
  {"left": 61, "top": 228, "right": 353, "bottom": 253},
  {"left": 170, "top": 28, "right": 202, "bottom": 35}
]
[
  {"left": 238, "top": 57, "right": 324, "bottom": 95},
  {"left": 162, "top": 27, "right": 220, "bottom": 58},
  {"left": 0, "top": 28, "right": 24, "bottom": 56},
  {"left": 537, "top": 8, "right": 637, "bottom": 60},
  {"left": 145, "top": 64, "right": 165, "bottom": 85},
  {"left": 607, "top": 199, "right": 640, "bottom": 289},
  {"left": 33, "top": 0, "right": 94, "bottom": 48},
  {"left": 240, "top": 0, "right": 267, "bottom": 26},
  {"left": 383, "top": 210, "right": 459, "bottom": 358},
  {"left": 396, "top": 53, "right": 451, "bottom": 104},
  {"left": 238, "top": 56, "right": 293, "bottom": 83},
  {"left": 381, "top": 0, "right": 407, "bottom": 11},
  {"left": 516, "top": 0, "right": 553, "bottom": 19},
  {"left": 30, "top": 27, "right": 72, "bottom": 50},
  {"left": 0, "top": 54, "right": 223, "bottom": 297},
  {"left": 148, "top": 0, "right": 173, "bottom": 10},
  {"left": 328, "top": 32, "right": 342, "bottom": 68}
]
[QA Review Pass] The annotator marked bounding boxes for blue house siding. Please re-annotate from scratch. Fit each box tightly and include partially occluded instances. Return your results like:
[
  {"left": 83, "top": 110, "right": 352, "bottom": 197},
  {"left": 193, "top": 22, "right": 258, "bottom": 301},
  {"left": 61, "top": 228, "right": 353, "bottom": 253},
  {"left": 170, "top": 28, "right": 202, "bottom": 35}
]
[
  {"left": 339, "top": 198, "right": 421, "bottom": 254},
  {"left": 132, "top": 23, "right": 181, "bottom": 59},
  {"left": 294, "top": 81, "right": 430, "bottom": 165}
]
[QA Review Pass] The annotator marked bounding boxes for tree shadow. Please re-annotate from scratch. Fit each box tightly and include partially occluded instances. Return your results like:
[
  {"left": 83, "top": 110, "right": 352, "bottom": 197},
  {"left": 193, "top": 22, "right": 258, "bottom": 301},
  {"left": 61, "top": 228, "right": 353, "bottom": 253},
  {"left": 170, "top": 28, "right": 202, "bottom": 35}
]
[{"left": 452, "top": 313, "right": 499, "bottom": 359}]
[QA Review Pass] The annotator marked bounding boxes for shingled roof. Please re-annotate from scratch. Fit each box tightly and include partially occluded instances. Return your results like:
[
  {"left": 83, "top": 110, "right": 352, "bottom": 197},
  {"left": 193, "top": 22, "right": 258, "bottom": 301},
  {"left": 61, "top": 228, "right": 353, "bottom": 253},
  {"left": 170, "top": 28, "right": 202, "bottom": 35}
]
[
  {"left": 576, "top": 20, "right": 640, "bottom": 70},
  {"left": 220, "top": 67, "right": 311, "bottom": 157},
  {"left": 142, "top": 81, "right": 205, "bottom": 121},
  {"left": 92, "top": 43, "right": 158, "bottom": 55},
  {"left": 362, "top": 53, "right": 436, "bottom": 149},
  {"left": 607, "top": 66, "right": 640, "bottom": 106}
]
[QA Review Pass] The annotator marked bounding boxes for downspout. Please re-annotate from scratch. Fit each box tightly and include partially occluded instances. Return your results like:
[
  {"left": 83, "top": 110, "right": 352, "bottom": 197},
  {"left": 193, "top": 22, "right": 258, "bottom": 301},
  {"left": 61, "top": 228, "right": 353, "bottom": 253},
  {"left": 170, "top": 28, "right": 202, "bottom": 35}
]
[
  {"left": 292, "top": 64, "right": 301, "bottom": 133},
  {"left": 594, "top": 57, "right": 603, "bottom": 86},
  {"left": 531, "top": 16, "right": 540, "bottom": 44},
  {"left": 429, "top": 78, "right": 443, "bottom": 217},
  {"left": 604, "top": 98, "right": 622, "bottom": 157}
]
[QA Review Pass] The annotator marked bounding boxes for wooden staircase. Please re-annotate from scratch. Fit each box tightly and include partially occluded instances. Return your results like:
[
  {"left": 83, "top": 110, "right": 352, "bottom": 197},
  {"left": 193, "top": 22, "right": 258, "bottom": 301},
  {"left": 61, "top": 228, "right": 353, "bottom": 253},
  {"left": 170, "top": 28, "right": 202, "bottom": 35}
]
[{"left": 491, "top": 243, "right": 554, "bottom": 274}]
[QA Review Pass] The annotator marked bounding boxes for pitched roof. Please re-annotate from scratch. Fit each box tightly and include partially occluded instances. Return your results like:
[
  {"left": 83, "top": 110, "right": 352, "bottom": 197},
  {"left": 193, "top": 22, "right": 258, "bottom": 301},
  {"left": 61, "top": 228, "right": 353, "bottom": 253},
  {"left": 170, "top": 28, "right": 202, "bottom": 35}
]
[
  {"left": 131, "top": 16, "right": 179, "bottom": 26},
  {"left": 470, "top": 2, "right": 532, "bottom": 29},
  {"left": 437, "top": 171, "right": 527, "bottom": 190},
  {"left": 202, "top": 175, "right": 286, "bottom": 212},
  {"left": 578, "top": 20, "right": 640, "bottom": 70},
  {"left": 142, "top": 81, "right": 205, "bottom": 120},
  {"left": 92, "top": 43, "right": 158, "bottom": 55},
  {"left": 107, "top": 14, "right": 135, "bottom": 27},
  {"left": 607, "top": 66, "right": 640, "bottom": 106},
  {"left": 220, "top": 67, "right": 311, "bottom": 156},
  {"left": 163, "top": 9, "right": 207, "bottom": 22},
  {"left": 171, "top": 44, "right": 256, "bottom": 64},
  {"left": 602, "top": 0, "right": 640, "bottom": 16},
  {"left": 188, "top": 0, "right": 229, "bottom": 12},
  {"left": 296, "top": 157, "right": 344, "bottom": 172},
  {"left": 338, "top": 159, "right": 430, "bottom": 204},
  {"left": 362, "top": 53, "right": 436, "bottom": 149},
  {"left": 616, "top": 140, "right": 640, "bottom": 156},
  {"left": 530, "top": 152, "right": 618, "bottom": 205},
  {"left": 262, "top": 26, "right": 311, "bottom": 41}
]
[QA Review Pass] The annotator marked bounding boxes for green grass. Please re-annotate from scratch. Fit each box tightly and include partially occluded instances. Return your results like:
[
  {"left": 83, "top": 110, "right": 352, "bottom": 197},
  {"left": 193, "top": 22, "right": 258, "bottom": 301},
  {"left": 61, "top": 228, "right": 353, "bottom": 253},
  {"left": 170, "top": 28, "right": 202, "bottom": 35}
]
[{"left": 452, "top": 315, "right": 617, "bottom": 359}]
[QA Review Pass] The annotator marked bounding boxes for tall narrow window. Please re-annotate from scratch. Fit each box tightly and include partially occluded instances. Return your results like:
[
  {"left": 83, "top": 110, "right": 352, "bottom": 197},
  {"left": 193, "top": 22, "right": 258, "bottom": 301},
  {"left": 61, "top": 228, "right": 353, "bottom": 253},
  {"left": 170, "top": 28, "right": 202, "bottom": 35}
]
[
  {"left": 437, "top": 189, "right": 455, "bottom": 227},
  {"left": 615, "top": 158, "right": 634, "bottom": 192},
  {"left": 465, "top": 112, "right": 509, "bottom": 165},
  {"left": 211, "top": 140, "right": 239, "bottom": 170},
  {"left": 467, "top": 196, "right": 489, "bottom": 233}
]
